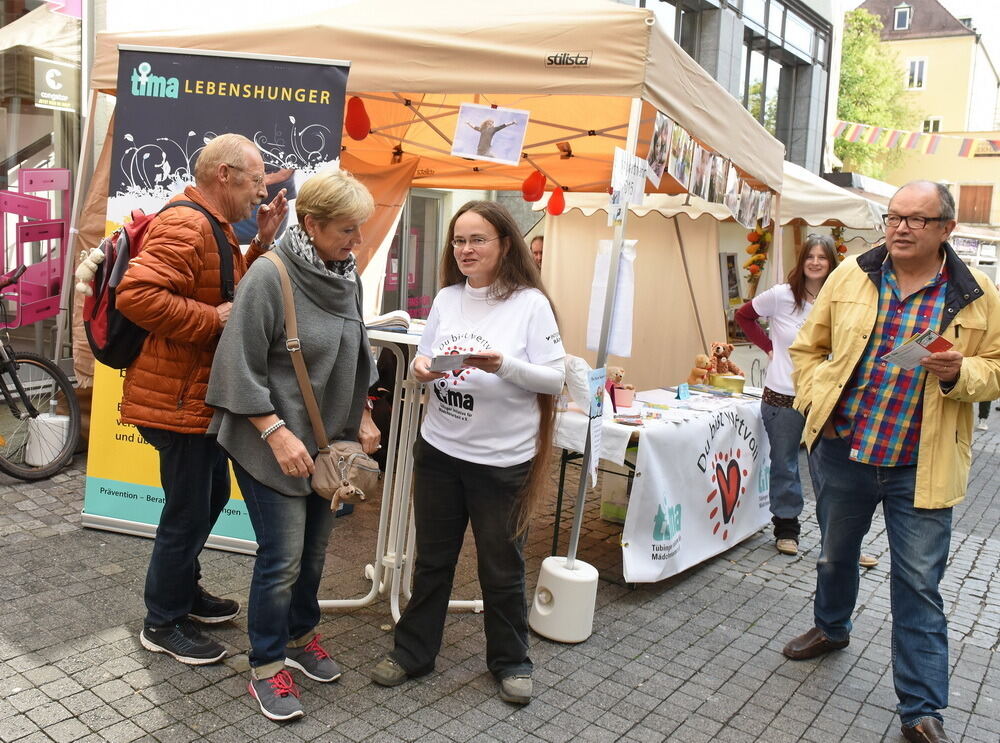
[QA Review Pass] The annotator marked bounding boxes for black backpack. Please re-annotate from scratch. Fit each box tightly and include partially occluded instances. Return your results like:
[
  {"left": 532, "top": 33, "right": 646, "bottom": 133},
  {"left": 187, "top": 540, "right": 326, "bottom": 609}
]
[{"left": 83, "top": 200, "right": 234, "bottom": 369}]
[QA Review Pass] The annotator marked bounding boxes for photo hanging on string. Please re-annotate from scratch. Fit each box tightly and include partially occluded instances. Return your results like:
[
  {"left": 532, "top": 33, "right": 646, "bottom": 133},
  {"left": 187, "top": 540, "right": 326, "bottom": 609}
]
[
  {"left": 450, "top": 103, "right": 530, "bottom": 166},
  {"left": 666, "top": 123, "right": 693, "bottom": 189},
  {"left": 646, "top": 111, "right": 672, "bottom": 187},
  {"left": 708, "top": 156, "right": 730, "bottom": 204}
]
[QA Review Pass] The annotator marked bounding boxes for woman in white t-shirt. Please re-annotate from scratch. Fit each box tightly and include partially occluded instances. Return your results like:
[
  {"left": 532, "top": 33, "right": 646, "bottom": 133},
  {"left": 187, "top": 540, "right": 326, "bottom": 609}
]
[
  {"left": 371, "top": 201, "right": 565, "bottom": 706},
  {"left": 736, "top": 235, "right": 837, "bottom": 556}
]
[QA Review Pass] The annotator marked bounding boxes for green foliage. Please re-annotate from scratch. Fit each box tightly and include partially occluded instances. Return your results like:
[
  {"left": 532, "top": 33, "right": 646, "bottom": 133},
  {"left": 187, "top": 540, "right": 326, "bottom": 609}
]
[
  {"left": 836, "top": 9, "right": 920, "bottom": 178},
  {"left": 747, "top": 81, "right": 778, "bottom": 135}
]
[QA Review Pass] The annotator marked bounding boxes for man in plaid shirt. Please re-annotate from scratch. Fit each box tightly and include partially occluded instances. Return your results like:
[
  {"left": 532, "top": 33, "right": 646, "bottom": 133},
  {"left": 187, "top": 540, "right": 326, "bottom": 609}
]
[{"left": 782, "top": 181, "right": 1000, "bottom": 743}]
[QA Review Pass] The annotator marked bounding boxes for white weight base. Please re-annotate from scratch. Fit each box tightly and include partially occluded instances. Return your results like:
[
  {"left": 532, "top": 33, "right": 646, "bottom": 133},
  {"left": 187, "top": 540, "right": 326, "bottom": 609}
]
[
  {"left": 528, "top": 556, "right": 599, "bottom": 643},
  {"left": 25, "top": 413, "right": 70, "bottom": 467}
]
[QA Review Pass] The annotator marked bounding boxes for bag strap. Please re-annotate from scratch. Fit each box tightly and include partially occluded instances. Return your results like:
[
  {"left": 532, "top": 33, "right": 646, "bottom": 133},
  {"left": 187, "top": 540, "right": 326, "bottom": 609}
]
[
  {"left": 262, "top": 251, "right": 330, "bottom": 451},
  {"left": 159, "top": 200, "right": 235, "bottom": 301}
]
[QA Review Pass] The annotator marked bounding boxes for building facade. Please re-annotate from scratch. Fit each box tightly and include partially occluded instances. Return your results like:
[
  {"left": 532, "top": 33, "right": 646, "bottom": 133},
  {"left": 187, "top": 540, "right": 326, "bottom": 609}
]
[
  {"left": 644, "top": 0, "right": 837, "bottom": 172},
  {"left": 858, "top": 0, "right": 1000, "bottom": 232}
]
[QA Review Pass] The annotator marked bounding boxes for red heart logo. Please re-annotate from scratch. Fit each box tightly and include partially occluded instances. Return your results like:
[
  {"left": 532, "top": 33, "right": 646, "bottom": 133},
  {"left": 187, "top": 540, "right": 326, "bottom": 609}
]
[{"left": 714, "top": 459, "right": 740, "bottom": 524}]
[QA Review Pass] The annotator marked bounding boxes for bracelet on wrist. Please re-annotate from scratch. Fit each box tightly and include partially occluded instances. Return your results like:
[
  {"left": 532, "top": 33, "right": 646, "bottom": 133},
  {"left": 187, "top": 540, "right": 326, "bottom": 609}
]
[
  {"left": 260, "top": 419, "right": 286, "bottom": 440},
  {"left": 251, "top": 234, "right": 274, "bottom": 251}
]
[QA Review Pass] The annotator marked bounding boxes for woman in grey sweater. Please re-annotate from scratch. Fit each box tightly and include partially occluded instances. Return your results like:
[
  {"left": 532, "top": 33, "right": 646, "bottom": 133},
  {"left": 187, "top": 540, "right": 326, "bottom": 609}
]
[{"left": 207, "top": 169, "right": 379, "bottom": 722}]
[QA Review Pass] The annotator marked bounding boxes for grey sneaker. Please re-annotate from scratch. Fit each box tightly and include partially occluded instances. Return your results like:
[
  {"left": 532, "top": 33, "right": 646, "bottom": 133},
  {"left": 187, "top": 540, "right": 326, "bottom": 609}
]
[
  {"left": 285, "top": 635, "right": 341, "bottom": 683},
  {"left": 140, "top": 620, "right": 226, "bottom": 665},
  {"left": 371, "top": 656, "right": 408, "bottom": 687},
  {"left": 500, "top": 675, "right": 532, "bottom": 705},
  {"left": 248, "top": 669, "right": 304, "bottom": 721}
]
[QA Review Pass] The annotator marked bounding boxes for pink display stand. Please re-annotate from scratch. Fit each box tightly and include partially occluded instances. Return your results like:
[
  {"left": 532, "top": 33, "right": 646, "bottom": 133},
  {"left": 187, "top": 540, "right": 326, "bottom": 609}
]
[{"left": 0, "top": 169, "right": 71, "bottom": 327}]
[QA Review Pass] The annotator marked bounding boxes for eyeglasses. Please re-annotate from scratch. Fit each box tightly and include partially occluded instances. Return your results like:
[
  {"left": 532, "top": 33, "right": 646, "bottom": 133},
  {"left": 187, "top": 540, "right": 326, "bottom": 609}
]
[
  {"left": 882, "top": 214, "right": 949, "bottom": 230},
  {"left": 451, "top": 236, "right": 499, "bottom": 249},
  {"left": 225, "top": 163, "right": 265, "bottom": 187}
]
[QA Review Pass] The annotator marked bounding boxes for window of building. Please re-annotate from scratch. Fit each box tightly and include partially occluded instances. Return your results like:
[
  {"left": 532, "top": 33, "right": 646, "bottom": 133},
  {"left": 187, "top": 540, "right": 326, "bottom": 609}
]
[
  {"left": 906, "top": 58, "right": 926, "bottom": 89},
  {"left": 959, "top": 17, "right": 973, "bottom": 29},
  {"left": 894, "top": 5, "right": 912, "bottom": 30},
  {"left": 958, "top": 185, "right": 993, "bottom": 224},
  {"left": 922, "top": 117, "right": 941, "bottom": 132}
]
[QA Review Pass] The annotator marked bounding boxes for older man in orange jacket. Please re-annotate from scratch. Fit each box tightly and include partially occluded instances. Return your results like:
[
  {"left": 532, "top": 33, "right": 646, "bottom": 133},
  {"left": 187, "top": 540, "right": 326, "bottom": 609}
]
[{"left": 117, "top": 133, "right": 287, "bottom": 665}]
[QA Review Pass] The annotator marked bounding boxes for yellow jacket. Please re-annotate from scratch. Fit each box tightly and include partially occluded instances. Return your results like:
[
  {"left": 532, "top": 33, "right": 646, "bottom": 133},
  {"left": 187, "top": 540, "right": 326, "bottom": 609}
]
[{"left": 790, "top": 244, "right": 1000, "bottom": 509}]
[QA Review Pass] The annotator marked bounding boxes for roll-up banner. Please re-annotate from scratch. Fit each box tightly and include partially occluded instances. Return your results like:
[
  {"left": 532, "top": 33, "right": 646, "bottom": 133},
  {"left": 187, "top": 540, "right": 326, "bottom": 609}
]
[{"left": 82, "top": 47, "right": 349, "bottom": 553}]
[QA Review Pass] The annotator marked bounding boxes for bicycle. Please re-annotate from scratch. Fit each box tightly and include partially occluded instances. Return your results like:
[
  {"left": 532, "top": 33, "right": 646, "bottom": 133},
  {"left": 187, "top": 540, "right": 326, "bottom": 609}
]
[{"left": 0, "top": 265, "right": 80, "bottom": 480}]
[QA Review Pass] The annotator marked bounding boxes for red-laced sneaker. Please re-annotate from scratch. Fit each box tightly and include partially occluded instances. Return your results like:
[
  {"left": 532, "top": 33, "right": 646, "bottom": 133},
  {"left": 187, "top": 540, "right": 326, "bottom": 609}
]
[
  {"left": 248, "top": 669, "right": 304, "bottom": 721},
  {"left": 284, "top": 634, "right": 342, "bottom": 683}
]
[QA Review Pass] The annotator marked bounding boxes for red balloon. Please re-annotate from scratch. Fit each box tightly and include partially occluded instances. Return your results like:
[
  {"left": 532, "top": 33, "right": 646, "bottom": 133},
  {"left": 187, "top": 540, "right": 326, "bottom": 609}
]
[
  {"left": 521, "top": 170, "right": 546, "bottom": 202},
  {"left": 547, "top": 188, "right": 566, "bottom": 216},
  {"left": 345, "top": 96, "right": 371, "bottom": 141}
]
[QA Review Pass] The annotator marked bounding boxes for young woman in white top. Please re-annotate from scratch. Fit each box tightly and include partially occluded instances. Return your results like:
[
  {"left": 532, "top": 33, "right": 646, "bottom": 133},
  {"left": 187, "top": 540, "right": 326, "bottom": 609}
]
[
  {"left": 736, "top": 235, "right": 836, "bottom": 556},
  {"left": 371, "top": 201, "right": 565, "bottom": 706}
]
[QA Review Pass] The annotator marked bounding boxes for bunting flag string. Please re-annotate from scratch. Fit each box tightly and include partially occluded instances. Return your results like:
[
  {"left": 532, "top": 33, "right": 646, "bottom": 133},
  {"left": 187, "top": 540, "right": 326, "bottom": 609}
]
[{"left": 833, "top": 119, "right": 1000, "bottom": 159}]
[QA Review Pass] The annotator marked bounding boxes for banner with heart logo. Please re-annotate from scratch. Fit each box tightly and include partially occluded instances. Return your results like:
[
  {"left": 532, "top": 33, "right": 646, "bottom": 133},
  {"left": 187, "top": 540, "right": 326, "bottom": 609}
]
[{"left": 621, "top": 400, "right": 771, "bottom": 582}]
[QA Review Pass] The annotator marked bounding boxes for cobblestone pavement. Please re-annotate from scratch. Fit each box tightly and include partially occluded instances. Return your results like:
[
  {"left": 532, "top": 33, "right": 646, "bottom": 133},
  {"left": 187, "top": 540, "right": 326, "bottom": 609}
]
[{"left": 1, "top": 425, "right": 998, "bottom": 743}]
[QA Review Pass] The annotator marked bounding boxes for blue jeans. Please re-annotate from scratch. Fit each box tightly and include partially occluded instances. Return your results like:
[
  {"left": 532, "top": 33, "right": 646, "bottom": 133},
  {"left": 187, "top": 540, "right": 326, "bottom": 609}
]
[
  {"left": 138, "top": 427, "right": 230, "bottom": 628},
  {"left": 813, "top": 436, "right": 951, "bottom": 726},
  {"left": 392, "top": 435, "right": 533, "bottom": 680},
  {"left": 761, "top": 402, "right": 806, "bottom": 521},
  {"left": 233, "top": 463, "right": 336, "bottom": 669}
]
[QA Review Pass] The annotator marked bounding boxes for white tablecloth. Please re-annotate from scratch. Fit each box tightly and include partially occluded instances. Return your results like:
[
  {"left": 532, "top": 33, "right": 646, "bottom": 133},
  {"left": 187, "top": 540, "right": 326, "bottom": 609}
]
[
  {"left": 621, "top": 397, "right": 771, "bottom": 582},
  {"left": 555, "top": 389, "right": 772, "bottom": 583}
]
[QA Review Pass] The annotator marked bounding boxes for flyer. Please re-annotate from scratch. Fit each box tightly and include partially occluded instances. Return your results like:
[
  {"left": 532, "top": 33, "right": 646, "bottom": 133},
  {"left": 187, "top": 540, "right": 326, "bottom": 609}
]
[{"left": 880, "top": 329, "right": 953, "bottom": 370}]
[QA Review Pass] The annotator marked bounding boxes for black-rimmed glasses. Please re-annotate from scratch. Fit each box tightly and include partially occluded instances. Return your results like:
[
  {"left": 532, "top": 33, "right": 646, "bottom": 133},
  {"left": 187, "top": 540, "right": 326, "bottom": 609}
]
[{"left": 882, "top": 214, "right": 948, "bottom": 230}]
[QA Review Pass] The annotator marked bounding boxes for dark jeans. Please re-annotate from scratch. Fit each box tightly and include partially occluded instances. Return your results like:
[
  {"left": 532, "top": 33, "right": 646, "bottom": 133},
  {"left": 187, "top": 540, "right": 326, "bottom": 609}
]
[
  {"left": 392, "top": 435, "right": 533, "bottom": 680},
  {"left": 813, "top": 436, "right": 952, "bottom": 726},
  {"left": 233, "top": 463, "right": 336, "bottom": 669},
  {"left": 137, "top": 426, "right": 230, "bottom": 628}
]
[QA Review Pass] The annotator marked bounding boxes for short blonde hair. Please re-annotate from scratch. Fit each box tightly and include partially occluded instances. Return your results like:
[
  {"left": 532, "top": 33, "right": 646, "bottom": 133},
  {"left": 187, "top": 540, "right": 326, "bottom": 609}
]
[
  {"left": 194, "top": 133, "right": 257, "bottom": 184},
  {"left": 296, "top": 168, "right": 375, "bottom": 225}
]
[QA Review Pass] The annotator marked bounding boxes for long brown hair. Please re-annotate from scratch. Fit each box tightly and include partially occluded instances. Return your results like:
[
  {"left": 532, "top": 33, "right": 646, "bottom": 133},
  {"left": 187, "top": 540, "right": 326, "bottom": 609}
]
[
  {"left": 440, "top": 200, "right": 559, "bottom": 536},
  {"left": 786, "top": 234, "right": 837, "bottom": 310}
]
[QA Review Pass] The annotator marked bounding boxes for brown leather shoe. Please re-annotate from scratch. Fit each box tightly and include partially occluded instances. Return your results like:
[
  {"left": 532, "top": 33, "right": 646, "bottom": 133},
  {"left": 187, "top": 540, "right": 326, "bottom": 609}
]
[
  {"left": 782, "top": 627, "right": 849, "bottom": 660},
  {"left": 902, "top": 718, "right": 952, "bottom": 743}
]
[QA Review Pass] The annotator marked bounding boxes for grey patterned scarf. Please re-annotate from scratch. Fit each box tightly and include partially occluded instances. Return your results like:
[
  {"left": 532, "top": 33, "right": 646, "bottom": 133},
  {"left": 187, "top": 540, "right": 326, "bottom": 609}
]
[{"left": 282, "top": 224, "right": 357, "bottom": 281}]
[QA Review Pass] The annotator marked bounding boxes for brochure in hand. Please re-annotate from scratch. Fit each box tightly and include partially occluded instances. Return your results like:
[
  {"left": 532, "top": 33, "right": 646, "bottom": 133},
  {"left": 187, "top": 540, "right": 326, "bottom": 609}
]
[
  {"left": 880, "top": 328, "right": 953, "bottom": 371},
  {"left": 429, "top": 352, "right": 480, "bottom": 372}
]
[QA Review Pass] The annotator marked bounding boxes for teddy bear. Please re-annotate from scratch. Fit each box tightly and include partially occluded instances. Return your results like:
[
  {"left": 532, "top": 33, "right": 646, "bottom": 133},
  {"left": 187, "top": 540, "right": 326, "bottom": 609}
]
[
  {"left": 708, "top": 341, "right": 743, "bottom": 377},
  {"left": 74, "top": 247, "right": 105, "bottom": 296},
  {"left": 687, "top": 353, "right": 712, "bottom": 386},
  {"left": 606, "top": 366, "right": 635, "bottom": 391},
  {"left": 605, "top": 365, "right": 636, "bottom": 410}
]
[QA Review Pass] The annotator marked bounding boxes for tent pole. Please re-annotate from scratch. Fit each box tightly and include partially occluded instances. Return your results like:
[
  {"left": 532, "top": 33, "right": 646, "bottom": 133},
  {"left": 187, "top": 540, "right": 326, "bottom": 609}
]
[
  {"left": 55, "top": 88, "right": 98, "bottom": 364},
  {"left": 672, "top": 216, "right": 708, "bottom": 354},
  {"left": 769, "top": 192, "right": 783, "bottom": 287},
  {"left": 564, "top": 97, "right": 643, "bottom": 571}
]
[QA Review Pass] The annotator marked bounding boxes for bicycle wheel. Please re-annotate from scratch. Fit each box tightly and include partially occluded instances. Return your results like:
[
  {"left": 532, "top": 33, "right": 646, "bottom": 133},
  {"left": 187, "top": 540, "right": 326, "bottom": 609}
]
[{"left": 0, "top": 352, "right": 81, "bottom": 481}]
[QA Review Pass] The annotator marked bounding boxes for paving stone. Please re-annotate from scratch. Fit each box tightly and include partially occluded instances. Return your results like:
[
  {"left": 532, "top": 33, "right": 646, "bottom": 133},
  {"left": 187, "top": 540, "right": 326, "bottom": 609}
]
[{"left": 2, "top": 441, "right": 999, "bottom": 741}]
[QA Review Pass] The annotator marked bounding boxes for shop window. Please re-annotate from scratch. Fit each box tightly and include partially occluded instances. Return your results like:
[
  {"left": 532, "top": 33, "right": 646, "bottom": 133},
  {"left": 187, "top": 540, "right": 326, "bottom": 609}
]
[
  {"left": 958, "top": 185, "right": 992, "bottom": 224},
  {"left": 894, "top": 5, "right": 912, "bottom": 31},
  {"left": 380, "top": 190, "right": 444, "bottom": 318},
  {"left": 906, "top": 58, "right": 926, "bottom": 89},
  {"left": 922, "top": 117, "right": 941, "bottom": 133}
]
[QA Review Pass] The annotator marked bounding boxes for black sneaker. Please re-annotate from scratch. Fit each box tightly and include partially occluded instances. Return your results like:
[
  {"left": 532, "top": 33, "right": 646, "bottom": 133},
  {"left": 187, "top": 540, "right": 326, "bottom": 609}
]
[
  {"left": 140, "top": 620, "right": 227, "bottom": 665},
  {"left": 188, "top": 587, "right": 240, "bottom": 624}
]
